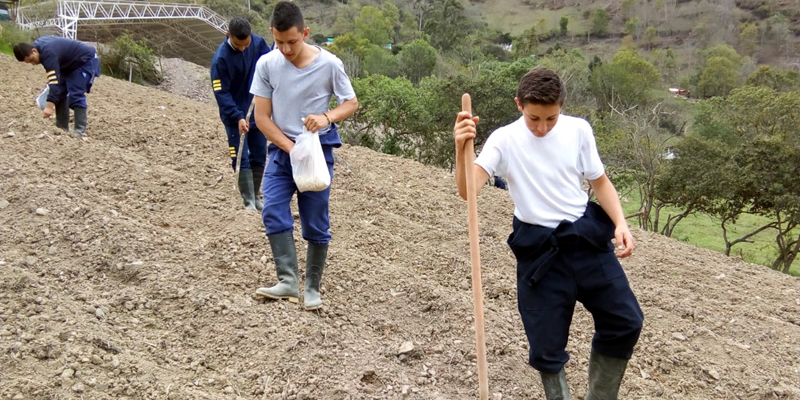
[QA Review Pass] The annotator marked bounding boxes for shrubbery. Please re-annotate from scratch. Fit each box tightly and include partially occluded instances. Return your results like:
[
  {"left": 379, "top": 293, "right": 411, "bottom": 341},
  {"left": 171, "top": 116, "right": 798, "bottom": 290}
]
[{"left": 98, "top": 33, "right": 162, "bottom": 85}]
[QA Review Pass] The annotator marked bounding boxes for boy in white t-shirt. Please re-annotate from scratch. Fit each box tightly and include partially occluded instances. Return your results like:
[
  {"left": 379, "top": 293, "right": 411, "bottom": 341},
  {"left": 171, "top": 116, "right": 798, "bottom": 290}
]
[{"left": 453, "top": 67, "right": 643, "bottom": 400}]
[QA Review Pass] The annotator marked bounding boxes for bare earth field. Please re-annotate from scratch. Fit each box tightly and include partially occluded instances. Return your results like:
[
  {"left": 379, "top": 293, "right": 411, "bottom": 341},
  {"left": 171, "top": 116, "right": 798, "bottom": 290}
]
[{"left": 1, "top": 54, "right": 799, "bottom": 399}]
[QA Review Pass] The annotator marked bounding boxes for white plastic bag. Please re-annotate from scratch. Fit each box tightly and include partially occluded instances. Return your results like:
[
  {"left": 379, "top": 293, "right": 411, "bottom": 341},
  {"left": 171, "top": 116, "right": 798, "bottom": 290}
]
[
  {"left": 35, "top": 86, "right": 49, "bottom": 110},
  {"left": 290, "top": 126, "right": 330, "bottom": 192}
]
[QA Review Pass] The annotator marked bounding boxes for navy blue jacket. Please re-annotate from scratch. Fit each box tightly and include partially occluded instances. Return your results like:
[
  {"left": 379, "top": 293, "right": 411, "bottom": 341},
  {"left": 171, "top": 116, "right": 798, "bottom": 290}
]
[
  {"left": 211, "top": 34, "right": 271, "bottom": 127},
  {"left": 507, "top": 201, "right": 616, "bottom": 286},
  {"left": 493, "top": 176, "right": 507, "bottom": 190},
  {"left": 33, "top": 36, "right": 96, "bottom": 103}
]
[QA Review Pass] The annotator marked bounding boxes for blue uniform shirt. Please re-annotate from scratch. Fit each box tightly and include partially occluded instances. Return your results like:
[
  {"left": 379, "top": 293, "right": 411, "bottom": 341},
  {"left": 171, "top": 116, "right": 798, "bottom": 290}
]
[
  {"left": 33, "top": 36, "right": 96, "bottom": 104},
  {"left": 211, "top": 34, "right": 271, "bottom": 127}
]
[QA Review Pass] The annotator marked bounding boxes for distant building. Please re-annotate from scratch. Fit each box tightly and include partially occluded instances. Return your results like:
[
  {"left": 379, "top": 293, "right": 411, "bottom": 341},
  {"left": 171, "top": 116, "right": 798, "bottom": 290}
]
[
  {"left": 669, "top": 87, "right": 690, "bottom": 98},
  {"left": 0, "top": 5, "right": 10, "bottom": 21},
  {"left": 0, "top": 0, "right": 16, "bottom": 21}
]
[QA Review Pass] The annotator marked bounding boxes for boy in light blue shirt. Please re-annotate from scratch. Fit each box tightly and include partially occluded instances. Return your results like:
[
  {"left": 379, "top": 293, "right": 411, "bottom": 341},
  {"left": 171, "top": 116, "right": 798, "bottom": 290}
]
[{"left": 250, "top": 1, "right": 358, "bottom": 311}]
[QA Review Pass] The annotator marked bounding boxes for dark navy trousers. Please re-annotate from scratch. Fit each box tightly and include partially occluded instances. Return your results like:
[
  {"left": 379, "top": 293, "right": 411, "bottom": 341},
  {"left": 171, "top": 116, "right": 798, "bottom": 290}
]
[
  {"left": 224, "top": 123, "right": 267, "bottom": 171},
  {"left": 508, "top": 202, "right": 644, "bottom": 374},
  {"left": 261, "top": 126, "right": 340, "bottom": 244},
  {"left": 53, "top": 55, "right": 101, "bottom": 109}
]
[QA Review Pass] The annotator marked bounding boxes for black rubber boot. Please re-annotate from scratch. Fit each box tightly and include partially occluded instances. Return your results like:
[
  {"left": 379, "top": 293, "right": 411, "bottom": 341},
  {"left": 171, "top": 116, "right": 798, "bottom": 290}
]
[
  {"left": 237, "top": 168, "right": 257, "bottom": 211},
  {"left": 55, "top": 101, "right": 69, "bottom": 132},
  {"left": 585, "top": 351, "right": 629, "bottom": 400},
  {"left": 541, "top": 368, "right": 571, "bottom": 400},
  {"left": 71, "top": 107, "right": 87, "bottom": 138},
  {"left": 251, "top": 164, "right": 264, "bottom": 211},
  {"left": 304, "top": 242, "right": 327, "bottom": 310},
  {"left": 255, "top": 232, "right": 299, "bottom": 303}
]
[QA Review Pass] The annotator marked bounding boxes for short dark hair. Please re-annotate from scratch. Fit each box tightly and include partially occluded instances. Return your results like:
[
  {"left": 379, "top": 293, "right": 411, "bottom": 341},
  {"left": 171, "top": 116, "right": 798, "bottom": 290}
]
[
  {"left": 228, "top": 17, "right": 251, "bottom": 40},
  {"left": 13, "top": 43, "right": 34, "bottom": 62},
  {"left": 271, "top": 1, "right": 304, "bottom": 32},
  {"left": 516, "top": 67, "right": 567, "bottom": 106}
]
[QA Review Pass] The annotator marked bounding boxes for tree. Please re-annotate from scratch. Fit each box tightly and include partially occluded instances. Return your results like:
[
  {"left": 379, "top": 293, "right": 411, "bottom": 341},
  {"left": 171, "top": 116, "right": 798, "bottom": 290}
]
[
  {"left": 703, "top": 44, "right": 742, "bottom": 65},
  {"left": 395, "top": 8, "right": 419, "bottom": 44},
  {"left": 601, "top": 103, "right": 681, "bottom": 231},
  {"left": 621, "top": 0, "right": 636, "bottom": 19},
  {"left": 643, "top": 26, "right": 657, "bottom": 50},
  {"left": 590, "top": 8, "right": 610, "bottom": 37},
  {"left": 397, "top": 38, "right": 437, "bottom": 85},
  {"left": 678, "top": 86, "right": 800, "bottom": 273},
  {"left": 362, "top": 45, "right": 399, "bottom": 77},
  {"left": 349, "top": 57, "right": 537, "bottom": 169},
  {"left": 559, "top": 16, "right": 569, "bottom": 36},
  {"left": 513, "top": 26, "right": 539, "bottom": 59},
  {"left": 355, "top": 6, "right": 393, "bottom": 46},
  {"left": 625, "top": 17, "right": 640, "bottom": 38},
  {"left": 654, "top": 136, "right": 732, "bottom": 237},
  {"left": 738, "top": 22, "right": 758, "bottom": 57},
  {"left": 537, "top": 48, "right": 592, "bottom": 108},
  {"left": 696, "top": 56, "right": 739, "bottom": 97},
  {"left": 536, "top": 18, "right": 548, "bottom": 39},
  {"left": 349, "top": 75, "right": 431, "bottom": 158},
  {"left": 746, "top": 65, "right": 800, "bottom": 91},
  {"left": 331, "top": 1, "right": 361, "bottom": 36},
  {"left": 733, "top": 138, "right": 800, "bottom": 273},
  {"left": 692, "top": 45, "right": 743, "bottom": 98},
  {"left": 764, "top": 13, "right": 793, "bottom": 60},
  {"left": 652, "top": 48, "right": 678, "bottom": 84},
  {"left": 99, "top": 33, "right": 162, "bottom": 84},
  {"left": 590, "top": 48, "right": 662, "bottom": 111},
  {"left": 327, "top": 33, "right": 371, "bottom": 78},
  {"left": 422, "top": 0, "right": 476, "bottom": 51}
]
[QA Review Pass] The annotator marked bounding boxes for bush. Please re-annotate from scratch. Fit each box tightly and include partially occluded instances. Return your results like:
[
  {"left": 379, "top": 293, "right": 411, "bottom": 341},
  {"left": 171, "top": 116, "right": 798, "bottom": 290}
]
[
  {"left": 0, "top": 23, "right": 34, "bottom": 55},
  {"left": 98, "top": 33, "right": 161, "bottom": 84}
]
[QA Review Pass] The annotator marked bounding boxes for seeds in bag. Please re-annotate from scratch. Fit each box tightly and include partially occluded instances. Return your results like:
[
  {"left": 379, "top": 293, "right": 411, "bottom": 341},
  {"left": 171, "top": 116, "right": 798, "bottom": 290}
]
[{"left": 290, "top": 126, "right": 330, "bottom": 192}]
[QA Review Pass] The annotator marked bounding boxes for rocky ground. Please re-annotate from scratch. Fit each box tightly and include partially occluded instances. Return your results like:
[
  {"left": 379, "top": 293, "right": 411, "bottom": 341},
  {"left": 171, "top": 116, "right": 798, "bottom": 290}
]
[
  {"left": 1, "top": 54, "right": 799, "bottom": 399},
  {"left": 155, "top": 57, "right": 214, "bottom": 104}
]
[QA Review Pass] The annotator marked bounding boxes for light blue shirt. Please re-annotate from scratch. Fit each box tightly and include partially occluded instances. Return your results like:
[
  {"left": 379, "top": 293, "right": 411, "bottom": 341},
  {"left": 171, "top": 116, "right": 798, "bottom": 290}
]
[{"left": 250, "top": 46, "right": 356, "bottom": 139}]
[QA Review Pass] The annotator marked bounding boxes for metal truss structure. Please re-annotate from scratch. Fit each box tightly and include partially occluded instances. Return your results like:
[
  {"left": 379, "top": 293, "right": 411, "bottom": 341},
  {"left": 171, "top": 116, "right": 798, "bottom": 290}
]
[{"left": 16, "top": 1, "right": 228, "bottom": 66}]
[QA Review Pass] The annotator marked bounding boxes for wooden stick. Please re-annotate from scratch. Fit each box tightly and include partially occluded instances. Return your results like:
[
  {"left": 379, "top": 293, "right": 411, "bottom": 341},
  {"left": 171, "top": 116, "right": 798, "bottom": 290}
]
[
  {"left": 462, "top": 93, "right": 489, "bottom": 400},
  {"left": 233, "top": 98, "right": 257, "bottom": 190}
]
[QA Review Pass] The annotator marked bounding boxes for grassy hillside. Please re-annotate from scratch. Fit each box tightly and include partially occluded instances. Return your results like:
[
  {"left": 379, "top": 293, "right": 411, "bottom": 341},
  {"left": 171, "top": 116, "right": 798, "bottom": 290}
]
[
  {"left": 620, "top": 191, "right": 800, "bottom": 276},
  {"left": 294, "top": 0, "right": 800, "bottom": 65}
]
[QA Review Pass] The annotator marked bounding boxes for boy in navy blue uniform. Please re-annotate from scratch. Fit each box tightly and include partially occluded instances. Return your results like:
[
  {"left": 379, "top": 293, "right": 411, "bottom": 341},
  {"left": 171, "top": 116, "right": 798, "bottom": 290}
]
[
  {"left": 453, "top": 67, "right": 644, "bottom": 399},
  {"left": 211, "top": 17, "right": 271, "bottom": 210},
  {"left": 14, "top": 37, "right": 101, "bottom": 138},
  {"left": 250, "top": 2, "right": 358, "bottom": 310}
]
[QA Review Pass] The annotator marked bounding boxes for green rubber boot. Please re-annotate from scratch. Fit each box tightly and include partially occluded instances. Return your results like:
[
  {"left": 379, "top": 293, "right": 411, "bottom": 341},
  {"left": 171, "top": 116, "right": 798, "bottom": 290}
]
[
  {"left": 304, "top": 242, "right": 327, "bottom": 310},
  {"left": 255, "top": 232, "right": 299, "bottom": 303},
  {"left": 251, "top": 164, "right": 264, "bottom": 211},
  {"left": 71, "top": 107, "right": 87, "bottom": 138},
  {"left": 585, "top": 351, "right": 629, "bottom": 400},
  {"left": 238, "top": 168, "right": 257, "bottom": 211},
  {"left": 55, "top": 101, "right": 70, "bottom": 132},
  {"left": 541, "top": 368, "right": 571, "bottom": 400}
]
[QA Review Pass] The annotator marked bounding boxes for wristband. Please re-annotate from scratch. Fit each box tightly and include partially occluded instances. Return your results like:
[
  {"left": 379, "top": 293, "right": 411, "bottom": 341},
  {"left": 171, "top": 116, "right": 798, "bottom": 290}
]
[{"left": 323, "top": 112, "right": 332, "bottom": 125}]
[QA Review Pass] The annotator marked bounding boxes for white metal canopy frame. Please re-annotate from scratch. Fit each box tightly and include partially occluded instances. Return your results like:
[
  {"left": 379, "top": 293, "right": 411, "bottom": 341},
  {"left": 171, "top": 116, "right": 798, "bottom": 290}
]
[{"left": 16, "top": 0, "right": 228, "bottom": 66}]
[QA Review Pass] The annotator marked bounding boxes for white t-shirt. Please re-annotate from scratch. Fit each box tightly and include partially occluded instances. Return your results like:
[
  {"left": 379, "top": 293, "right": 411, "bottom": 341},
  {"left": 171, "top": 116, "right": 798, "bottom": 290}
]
[
  {"left": 475, "top": 115, "right": 605, "bottom": 228},
  {"left": 249, "top": 46, "right": 356, "bottom": 139}
]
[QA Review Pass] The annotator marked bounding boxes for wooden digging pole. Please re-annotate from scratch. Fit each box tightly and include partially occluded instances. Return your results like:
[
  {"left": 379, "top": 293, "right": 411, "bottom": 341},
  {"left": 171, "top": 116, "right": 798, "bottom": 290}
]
[
  {"left": 461, "top": 93, "right": 489, "bottom": 399},
  {"left": 233, "top": 98, "right": 256, "bottom": 191}
]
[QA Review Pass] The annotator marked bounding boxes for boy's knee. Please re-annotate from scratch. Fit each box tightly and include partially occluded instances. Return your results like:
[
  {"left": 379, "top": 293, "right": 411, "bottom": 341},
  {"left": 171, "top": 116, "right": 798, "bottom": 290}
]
[
  {"left": 594, "top": 308, "right": 643, "bottom": 359},
  {"left": 528, "top": 347, "right": 569, "bottom": 374},
  {"left": 262, "top": 209, "right": 293, "bottom": 235}
]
